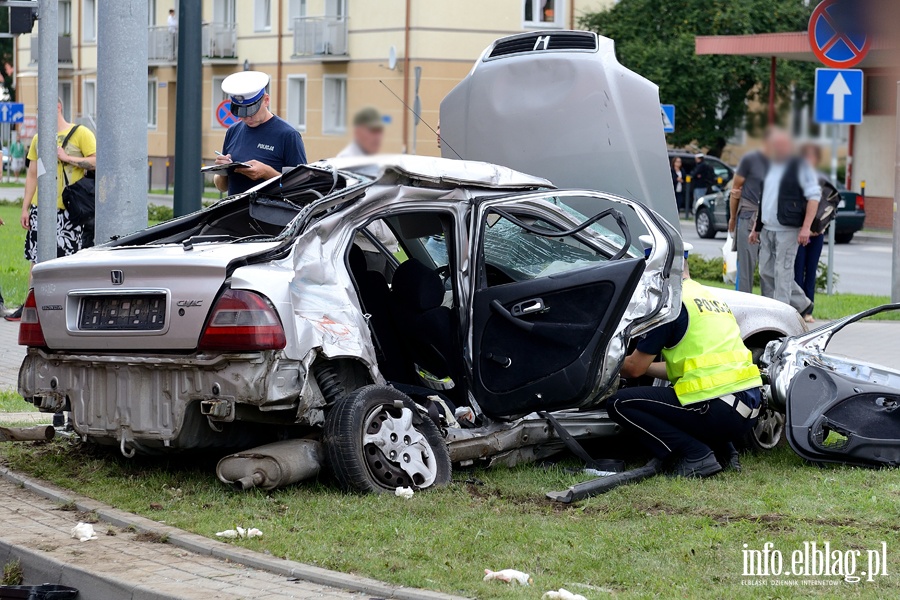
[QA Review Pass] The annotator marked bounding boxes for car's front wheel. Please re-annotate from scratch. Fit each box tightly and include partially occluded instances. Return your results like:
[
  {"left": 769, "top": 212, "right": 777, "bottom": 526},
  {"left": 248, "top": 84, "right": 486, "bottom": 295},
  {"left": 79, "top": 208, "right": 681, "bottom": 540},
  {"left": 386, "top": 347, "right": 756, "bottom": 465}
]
[
  {"left": 834, "top": 232, "right": 854, "bottom": 244},
  {"left": 695, "top": 207, "right": 716, "bottom": 239},
  {"left": 324, "top": 385, "right": 451, "bottom": 493},
  {"left": 740, "top": 405, "right": 785, "bottom": 451}
]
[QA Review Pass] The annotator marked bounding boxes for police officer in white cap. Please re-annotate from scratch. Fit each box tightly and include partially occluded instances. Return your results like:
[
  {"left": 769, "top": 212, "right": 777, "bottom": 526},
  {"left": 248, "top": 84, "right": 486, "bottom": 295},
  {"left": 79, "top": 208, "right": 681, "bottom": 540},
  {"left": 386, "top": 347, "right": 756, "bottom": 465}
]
[{"left": 213, "top": 71, "right": 307, "bottom": 196}]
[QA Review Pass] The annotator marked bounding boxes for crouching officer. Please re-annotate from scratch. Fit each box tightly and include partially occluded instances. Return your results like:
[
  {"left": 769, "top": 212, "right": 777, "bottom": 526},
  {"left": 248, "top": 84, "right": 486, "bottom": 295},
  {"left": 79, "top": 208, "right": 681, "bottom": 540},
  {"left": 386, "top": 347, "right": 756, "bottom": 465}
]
[
  {"left": 607, "top": 253, "right": 763, "bottom": 478},
  {"left": 214, "top": 70, "right": 307, "bottom": 196}
]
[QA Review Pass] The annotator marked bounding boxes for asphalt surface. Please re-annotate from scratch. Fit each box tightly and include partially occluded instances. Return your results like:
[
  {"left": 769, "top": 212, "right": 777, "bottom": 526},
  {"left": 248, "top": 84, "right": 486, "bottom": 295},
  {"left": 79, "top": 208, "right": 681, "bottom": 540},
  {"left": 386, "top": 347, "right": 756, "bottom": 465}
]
[{"left": 679, "top": 219, "right": 894, "bottom": 297}]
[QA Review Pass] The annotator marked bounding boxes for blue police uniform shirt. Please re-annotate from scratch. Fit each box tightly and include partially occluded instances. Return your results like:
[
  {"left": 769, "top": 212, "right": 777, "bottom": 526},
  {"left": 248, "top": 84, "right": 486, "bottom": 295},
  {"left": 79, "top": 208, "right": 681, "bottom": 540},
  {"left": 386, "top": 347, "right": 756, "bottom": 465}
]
[{"left": 222, "top": 114, "right": 307, "bottom": 195}]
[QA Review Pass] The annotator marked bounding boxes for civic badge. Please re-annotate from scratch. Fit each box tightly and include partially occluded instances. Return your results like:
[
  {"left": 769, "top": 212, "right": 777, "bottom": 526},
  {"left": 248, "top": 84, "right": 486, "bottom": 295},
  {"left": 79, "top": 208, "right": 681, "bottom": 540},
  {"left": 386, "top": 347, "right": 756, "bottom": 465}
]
[{"left": 110, "top": 270, "right": 124, "bottom": 286}]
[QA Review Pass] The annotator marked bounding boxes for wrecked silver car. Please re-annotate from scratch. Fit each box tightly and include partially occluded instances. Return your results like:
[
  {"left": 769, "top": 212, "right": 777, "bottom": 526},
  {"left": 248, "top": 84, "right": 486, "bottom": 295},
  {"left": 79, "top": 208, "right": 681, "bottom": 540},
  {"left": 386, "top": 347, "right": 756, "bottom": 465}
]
[{"left": 763, "top": 305, "right": 900, "bottom": 467}]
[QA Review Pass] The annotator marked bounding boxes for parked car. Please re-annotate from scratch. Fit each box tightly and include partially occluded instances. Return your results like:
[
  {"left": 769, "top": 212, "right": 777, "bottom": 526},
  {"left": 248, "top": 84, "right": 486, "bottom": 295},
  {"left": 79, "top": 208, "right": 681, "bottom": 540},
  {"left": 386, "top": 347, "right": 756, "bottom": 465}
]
[
  {"left": 668, "top": 150, "right": 735, "bottom": 199},
  {"left": 832, "top": 179, "right": 865, "bottom": 244},
  {"left": 693, "top": 180, "right": 732, "bottom": 239}
]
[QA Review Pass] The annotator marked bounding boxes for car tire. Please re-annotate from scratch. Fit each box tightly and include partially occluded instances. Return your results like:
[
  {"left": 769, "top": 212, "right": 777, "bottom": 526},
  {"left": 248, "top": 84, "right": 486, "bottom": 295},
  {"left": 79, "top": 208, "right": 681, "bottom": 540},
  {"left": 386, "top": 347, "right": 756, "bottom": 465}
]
[
  {"left": 324, "top": 384, "right": 451, "bottom": 493},
  {"left": 834, "top": 232, "right": 854, "bottom": 244},
  {"left": 738, "top": 404, "right": 785, "bottom": 452},
  {"left": 695, "top": 208, "right": 716, "bottom": 239}
]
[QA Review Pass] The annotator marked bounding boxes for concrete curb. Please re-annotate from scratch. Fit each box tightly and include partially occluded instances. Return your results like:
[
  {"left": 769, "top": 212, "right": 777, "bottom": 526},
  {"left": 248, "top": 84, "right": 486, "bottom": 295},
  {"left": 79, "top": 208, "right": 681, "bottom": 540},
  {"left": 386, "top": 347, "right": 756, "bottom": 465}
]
[
  {"left": 0, "top": 468, "right": 469, "bottom": 600},
  {"left": 854, "top": 232, "right": 891, "bottom": 246}
]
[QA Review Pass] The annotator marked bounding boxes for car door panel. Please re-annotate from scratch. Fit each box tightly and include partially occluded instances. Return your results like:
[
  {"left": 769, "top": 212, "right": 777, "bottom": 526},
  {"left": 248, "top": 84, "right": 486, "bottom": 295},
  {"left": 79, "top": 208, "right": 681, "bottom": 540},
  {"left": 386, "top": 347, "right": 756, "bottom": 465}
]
[{"left": 473, "top": 257, "right": 645, "bottom": 417}]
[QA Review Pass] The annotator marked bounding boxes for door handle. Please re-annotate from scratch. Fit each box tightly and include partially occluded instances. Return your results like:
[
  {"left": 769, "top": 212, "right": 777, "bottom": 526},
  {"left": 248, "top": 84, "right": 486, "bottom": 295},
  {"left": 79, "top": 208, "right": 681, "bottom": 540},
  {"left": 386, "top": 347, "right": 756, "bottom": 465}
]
[
  {"left": 489, "top": 299, "right": 534, "bottom": 333},
  {"left": 511, "top": 298, "right": 545, "bottom": 317}
]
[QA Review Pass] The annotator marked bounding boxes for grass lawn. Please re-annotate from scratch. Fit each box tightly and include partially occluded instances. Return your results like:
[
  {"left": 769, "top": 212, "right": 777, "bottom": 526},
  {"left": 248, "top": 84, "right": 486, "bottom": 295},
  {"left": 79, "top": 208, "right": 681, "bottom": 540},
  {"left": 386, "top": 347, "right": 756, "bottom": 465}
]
[
  {"left": 1, "top": 440, "right": 898, "bottom": 598},
  {"left": 697, "top": 278, "right": 898, "bottom": 321},
  {"left": 149, "top": 188, "right": 224, "bottom": 200},
  {"left": 0, "top": 389, "right": 35, "bottom": 412},
  {"left": 0, "top": 204, "right": 31, "bottom": 307}
]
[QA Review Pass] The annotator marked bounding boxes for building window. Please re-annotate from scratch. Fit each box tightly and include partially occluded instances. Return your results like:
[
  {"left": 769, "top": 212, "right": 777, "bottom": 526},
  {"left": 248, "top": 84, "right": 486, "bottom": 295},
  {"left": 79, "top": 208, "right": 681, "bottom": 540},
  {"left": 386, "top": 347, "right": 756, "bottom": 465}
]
[
  {"left": 214, "top": 0, "right": 236, "bottom": 25},
  {"left": 83, "top": 79, "right": 96, "bottom": 123},
  {"left": 523, "top": 0, "right": 563, "bottom": 28},
  {"left": 58, "top": 0, "right": 72, "bottom": 36},
  {"left": 255, "top": 0, "right": 272, "bottom": 32},
  {"left": 323, "top": 76, "right": 346, "bottom": 134},
  {"left": 148, "top": 80, "right": 158, "bottom": 129},
  {"left": 58, "top": 81, "right": 73, "bottom": 122},
  {"left": 288, "top": 0, "right": 307, "bottom": 30},
  {"left": 147, "top": 0, "right": 157, "bottom": 26},
  {"left": 83, "top": 0, "right": 96, "bottom": 42},
  {"left": 286, "top": 76, "right": 307, "bottom": 131},
  {"left": 211, "top": 76, "right": 229, "bottom": 129}
]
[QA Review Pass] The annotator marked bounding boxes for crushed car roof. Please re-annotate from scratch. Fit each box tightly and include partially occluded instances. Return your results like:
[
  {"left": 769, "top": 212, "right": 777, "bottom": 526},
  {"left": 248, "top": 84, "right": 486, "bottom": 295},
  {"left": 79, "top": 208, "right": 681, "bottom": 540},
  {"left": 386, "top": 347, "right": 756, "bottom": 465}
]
[{"left": 318, "top": 154, "right": 554, "bottom": 190}]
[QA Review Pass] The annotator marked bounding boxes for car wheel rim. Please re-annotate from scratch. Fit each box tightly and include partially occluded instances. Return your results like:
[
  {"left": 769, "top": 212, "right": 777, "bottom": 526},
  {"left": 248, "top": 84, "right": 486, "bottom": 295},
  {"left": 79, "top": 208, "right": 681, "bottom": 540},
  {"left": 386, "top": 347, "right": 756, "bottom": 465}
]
[
  {"left": 362, "top": 404, "right": 438, "bottom": 488},
  {"left": 753, "top": 409, "right": 784, "bottom": 450},
  {"left": 696, "top": 212, "right": 710, "bottom": 236}
]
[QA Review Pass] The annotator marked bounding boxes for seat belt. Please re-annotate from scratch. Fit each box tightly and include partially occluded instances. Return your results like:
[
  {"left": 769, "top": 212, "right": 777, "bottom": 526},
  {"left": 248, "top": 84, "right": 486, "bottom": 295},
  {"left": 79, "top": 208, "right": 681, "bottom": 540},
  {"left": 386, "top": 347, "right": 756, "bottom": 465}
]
[{"left": 538, "top": 411, "right": 625, "bottom": 473}]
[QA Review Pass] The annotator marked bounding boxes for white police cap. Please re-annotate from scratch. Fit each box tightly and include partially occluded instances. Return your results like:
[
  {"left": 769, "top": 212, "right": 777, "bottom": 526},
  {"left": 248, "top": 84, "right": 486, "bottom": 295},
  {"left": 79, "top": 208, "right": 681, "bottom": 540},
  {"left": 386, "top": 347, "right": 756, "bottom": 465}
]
[{"left": 221, "top": 71, "right": 270, "bottom": 118}]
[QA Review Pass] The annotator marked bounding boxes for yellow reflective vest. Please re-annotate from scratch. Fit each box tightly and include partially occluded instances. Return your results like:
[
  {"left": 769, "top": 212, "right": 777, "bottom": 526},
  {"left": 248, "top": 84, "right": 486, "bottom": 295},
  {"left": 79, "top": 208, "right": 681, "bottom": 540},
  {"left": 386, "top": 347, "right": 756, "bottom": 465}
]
[{"left": 661, "top": 280, "right": 763, "bottom": 406}]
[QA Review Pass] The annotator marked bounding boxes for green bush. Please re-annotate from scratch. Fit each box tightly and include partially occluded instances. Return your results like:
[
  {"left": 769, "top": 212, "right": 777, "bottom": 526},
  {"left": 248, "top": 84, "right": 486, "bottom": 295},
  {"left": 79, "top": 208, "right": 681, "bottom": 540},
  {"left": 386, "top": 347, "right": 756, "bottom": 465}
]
[
  {"left": 687, "top": 254, "right": 724, "bottom": 281},
  {"left": 147, "top": 204, "right": 174, "bottom": 222}
]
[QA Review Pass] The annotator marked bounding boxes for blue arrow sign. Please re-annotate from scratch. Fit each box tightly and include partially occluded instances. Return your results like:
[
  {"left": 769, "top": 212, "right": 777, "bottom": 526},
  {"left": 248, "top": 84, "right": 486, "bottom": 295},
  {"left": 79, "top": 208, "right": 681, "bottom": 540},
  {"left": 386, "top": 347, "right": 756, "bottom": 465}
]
[
  {"left": 661, "top": 104, "right": 675, "bottom": 133},
  {"left": 0, "top": 103, "right": 25, "bottom": 124},
  {"left": 814, "top": 68, "right": 863, "bottom": 125}
]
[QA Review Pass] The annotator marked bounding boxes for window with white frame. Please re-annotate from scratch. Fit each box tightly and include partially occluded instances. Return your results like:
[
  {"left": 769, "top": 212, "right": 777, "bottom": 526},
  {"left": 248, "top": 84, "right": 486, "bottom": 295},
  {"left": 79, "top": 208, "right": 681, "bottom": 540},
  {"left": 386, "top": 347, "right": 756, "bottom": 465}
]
[
  {"left": 58, "top": 81, "right": 73, "bottom": 122},
  {"left": 58, "top": 0, "right": 72, "bottom": 36},
  {"left": 523, "top": 0, "right": 563, "bottom": 28},
  {"left": 83, "top": 0, "right": 97, "bottom": 42},
  {"left": 147, "top": 0, "right": 157, "bottom": 26},
  {"left": 286, "top": 76, "right": 307, "bottom": 131},
  {"left": 211, "top": 76, "right": 229, "bottom": 129},
  {"left": 148, "top": 80, "right": 158, "bottom": 128},
  {"left": 288, "top": 0, "right": 307, "bottom": 30},
  {"left": 83, "top": 79, "right": 96, "bottom": 123},
  {"left": 255, "top": 0, "right": 272, "bottom": 31},
  {"left": 214, "top": 0, "right": 236, "bottom": 25},
  {"left": 322, "top": 76, "right": 347, "bottom": 134}
]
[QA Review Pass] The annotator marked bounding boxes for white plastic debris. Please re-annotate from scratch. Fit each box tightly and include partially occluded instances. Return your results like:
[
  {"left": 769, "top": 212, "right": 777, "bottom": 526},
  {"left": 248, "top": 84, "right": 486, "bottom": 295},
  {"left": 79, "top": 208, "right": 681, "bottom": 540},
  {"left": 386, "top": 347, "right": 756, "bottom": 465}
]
[
  {"left": 216, "top": 527, "right": 263, "bottom": 539},
  {"left": 70, "top": 522, "right": 98, "bottom": 542},
  {"left": 395, "top": 487, "right": 415, "bottom": 499},
  {"left": 543, "top": 589, "right": 587, "bottom": 600},
  {"left": 483, "top": 569, "right": 533, "bottom": 586}
]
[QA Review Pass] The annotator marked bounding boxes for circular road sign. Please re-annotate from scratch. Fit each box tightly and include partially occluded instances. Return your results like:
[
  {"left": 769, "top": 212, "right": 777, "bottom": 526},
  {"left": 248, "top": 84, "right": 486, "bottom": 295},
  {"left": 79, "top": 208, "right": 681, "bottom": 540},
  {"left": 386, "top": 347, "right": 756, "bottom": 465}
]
[
  {"left": 216, "top": 99, "right": 239, "bottom": 128},
  {"left": 808, "top": 0, "right": 871, "bottom": 69}
]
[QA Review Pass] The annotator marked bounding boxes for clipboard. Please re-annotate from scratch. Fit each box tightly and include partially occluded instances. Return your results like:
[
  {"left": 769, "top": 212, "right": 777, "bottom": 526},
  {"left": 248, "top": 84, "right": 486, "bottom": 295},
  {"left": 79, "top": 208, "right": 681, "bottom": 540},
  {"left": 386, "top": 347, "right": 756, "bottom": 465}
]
[{"left": 200, "top": 162, "right": 250, "bottom": 173}]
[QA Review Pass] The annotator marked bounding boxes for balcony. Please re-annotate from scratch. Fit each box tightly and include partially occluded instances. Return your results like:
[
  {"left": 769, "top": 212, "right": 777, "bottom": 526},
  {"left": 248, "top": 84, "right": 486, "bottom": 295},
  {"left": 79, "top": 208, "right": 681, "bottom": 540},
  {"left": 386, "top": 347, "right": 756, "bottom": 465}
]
[
  {"left": 292, "top": 16, "right": 348, "bottom": 59},
  {"left": 147, "top": 22, "right": 237, "bottom": 65},
  {"left": 29, "top": 35, "right": 73, "bottom": 65}
]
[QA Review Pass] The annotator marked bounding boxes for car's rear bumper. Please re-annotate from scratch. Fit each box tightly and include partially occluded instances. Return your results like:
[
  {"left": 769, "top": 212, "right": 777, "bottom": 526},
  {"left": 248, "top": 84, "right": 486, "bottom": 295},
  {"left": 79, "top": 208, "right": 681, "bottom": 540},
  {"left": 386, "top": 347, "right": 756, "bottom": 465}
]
[
  {"left": 18, "top": 349, "right": 310, "bottom": 451},
  {"left": 836, "top": 211, "right": 865, "bottom": 234}
]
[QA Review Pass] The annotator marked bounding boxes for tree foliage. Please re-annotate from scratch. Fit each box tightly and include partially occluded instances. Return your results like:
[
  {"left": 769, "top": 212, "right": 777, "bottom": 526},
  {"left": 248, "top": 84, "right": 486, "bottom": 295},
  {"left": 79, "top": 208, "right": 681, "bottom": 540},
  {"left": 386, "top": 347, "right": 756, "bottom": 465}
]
[{"left": 580, "top": 0, "right": 815, "bottom": 156}]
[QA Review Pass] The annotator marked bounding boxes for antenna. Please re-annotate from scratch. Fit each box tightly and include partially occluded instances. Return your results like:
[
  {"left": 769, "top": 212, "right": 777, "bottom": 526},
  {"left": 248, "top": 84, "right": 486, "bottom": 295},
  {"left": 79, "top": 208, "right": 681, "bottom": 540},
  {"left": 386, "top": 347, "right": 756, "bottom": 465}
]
[{"left": 378, "top": 80, "right": 463, "bottom": 161}]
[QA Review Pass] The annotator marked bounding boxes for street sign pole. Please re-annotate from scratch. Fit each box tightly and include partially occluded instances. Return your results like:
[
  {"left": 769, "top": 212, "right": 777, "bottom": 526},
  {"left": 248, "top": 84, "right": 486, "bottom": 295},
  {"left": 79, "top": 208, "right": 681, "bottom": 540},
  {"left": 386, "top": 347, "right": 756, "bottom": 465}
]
[
  {"left": 827, "top": 129, "right": 838, "bottom": 294},
  {"left": 173, "top": 0, "right": 203, "bottom": 217},
  {"left": 893, "top": 81, "right": 900, "bottom": 303},
  {"left": 36, "top": 0, "right": 58, "bottom": 264},
  {"left": 96, "top": 0, "right": 148, "bottom": 245}
]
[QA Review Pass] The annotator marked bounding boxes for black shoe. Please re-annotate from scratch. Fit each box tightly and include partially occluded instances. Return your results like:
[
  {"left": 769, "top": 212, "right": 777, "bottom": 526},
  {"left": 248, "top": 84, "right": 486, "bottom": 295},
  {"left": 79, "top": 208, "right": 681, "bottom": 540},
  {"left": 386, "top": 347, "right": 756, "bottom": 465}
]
[
  {"left": 671, "top": 451, "right": 723, "bottom": 478},
  {"left": 3, "top": 305, "right": 22, "bottom": 321},
  {"left": 715, "top": 442, "right": 742, "bottom": 473}
]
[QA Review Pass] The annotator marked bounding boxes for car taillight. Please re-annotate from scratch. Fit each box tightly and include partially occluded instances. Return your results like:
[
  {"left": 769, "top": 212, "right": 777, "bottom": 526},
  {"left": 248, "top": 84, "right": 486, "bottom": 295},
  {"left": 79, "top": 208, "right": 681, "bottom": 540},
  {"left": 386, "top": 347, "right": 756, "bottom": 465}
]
[
  {"left": 855, "top": 194, "right": 864, "bottom": 211},
  {"left": 198, "top": 289, "right": 286, "bottom": 351},
  {"left": 18, "top": 289, "right": 46, "bottom": 347}
]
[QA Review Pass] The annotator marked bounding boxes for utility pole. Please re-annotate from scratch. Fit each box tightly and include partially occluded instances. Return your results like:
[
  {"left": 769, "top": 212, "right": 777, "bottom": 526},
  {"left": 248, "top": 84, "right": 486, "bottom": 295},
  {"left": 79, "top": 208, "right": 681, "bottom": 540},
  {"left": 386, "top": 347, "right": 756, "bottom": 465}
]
[
  {"left": 892, "top": 81, "right": 900, "bottom": 303},
  {"left": 173, "top": 0, "right": 202, "bottom": 216},
  {"left": 96, "top": 0, "right": 148, "bottom": 244},
  {"left": 35, "top": 0, "right": 57, "bottom": 263}
]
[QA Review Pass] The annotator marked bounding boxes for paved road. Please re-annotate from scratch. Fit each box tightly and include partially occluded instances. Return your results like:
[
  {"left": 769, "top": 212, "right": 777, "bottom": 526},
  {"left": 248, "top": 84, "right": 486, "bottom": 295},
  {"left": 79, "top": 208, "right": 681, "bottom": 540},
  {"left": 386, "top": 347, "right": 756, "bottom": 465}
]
[{"left": 679, "top": 220, "right": 893, "bottom": 297}]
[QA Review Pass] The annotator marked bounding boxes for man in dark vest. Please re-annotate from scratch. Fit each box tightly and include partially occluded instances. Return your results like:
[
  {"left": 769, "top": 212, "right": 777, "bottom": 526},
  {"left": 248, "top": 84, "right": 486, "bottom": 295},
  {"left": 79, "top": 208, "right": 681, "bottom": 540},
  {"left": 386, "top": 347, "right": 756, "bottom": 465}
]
[{"left": 750, "top": 128, "right": 819, "bottom": 316}]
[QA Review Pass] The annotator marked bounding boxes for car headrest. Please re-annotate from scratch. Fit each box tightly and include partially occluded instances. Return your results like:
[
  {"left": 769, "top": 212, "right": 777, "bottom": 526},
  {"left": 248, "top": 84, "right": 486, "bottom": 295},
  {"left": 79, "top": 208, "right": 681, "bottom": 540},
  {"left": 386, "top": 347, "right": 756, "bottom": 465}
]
[{"left": 391, "top": 259, "right": 444, "bottom": 313}]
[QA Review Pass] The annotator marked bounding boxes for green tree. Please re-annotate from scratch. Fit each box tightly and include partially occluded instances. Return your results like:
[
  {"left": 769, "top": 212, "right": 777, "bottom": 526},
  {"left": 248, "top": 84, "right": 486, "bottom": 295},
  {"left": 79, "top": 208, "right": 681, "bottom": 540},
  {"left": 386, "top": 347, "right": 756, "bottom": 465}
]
[{"left": 580, "top": 0, "right": 814, "bottom": 156}]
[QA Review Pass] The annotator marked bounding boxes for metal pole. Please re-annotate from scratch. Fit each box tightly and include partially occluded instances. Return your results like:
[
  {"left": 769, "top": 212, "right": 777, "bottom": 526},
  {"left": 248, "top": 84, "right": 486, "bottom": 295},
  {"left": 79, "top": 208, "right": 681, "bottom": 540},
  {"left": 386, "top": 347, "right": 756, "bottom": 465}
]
[
  {"left": 826, "top": 127, "right": 838, "bottom": 295},
  {"left": 96, "top": 0, "right": 148, "bottom": 244},
  {"left": 35, "top": 0, "right": 58, "bottom": 263},
  {"left": 173, "top": 0, "right": 202, "bottom": 216},
  {"left": 892, "top": 81, "right": 900, "bottom": 303}
]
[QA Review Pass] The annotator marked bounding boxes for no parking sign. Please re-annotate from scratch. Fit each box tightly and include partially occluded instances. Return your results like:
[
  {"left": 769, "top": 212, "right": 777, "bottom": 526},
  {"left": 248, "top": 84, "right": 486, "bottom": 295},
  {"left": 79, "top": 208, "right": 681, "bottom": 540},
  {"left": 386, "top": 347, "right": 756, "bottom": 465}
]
[
  {"left": 216, "top": 99, "right": 239, "bottom": 128},
  {"left": 808, "top": 0, "right": 870, "bottom": 69}
]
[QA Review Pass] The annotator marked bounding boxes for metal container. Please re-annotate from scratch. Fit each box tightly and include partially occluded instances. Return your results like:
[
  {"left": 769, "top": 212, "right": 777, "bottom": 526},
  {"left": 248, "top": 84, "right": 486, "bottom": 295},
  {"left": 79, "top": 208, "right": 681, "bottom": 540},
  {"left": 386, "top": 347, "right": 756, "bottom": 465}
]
[{"left": 216, "top": 439, "right": 324, "bottom": 491}]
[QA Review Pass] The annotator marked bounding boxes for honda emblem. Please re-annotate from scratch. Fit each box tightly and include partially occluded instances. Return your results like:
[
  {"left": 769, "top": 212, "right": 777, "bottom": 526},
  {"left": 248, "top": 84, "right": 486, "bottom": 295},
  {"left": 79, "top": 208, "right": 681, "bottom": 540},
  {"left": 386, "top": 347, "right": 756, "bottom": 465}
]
[{"left": 110, "top": 270, "right": 124, "bottom": 285}]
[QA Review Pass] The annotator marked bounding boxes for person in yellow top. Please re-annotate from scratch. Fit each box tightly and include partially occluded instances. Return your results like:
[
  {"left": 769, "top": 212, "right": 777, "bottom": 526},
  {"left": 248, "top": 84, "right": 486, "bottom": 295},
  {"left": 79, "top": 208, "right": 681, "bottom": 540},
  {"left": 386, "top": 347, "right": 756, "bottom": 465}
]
[
  {"left": 608, "top": 254, "right": 763, "bottom": 478},
  {"left": 20, "top": 99, "right": 96, "bottom": 262}
]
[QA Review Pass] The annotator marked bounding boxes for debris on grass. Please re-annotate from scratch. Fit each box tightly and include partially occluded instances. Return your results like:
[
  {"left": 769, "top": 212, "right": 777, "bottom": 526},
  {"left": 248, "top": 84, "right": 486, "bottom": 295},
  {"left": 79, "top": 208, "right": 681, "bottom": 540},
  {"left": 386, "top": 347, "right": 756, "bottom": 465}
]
[
  {"left": 149, "top": 502, "right": 164, "bottom": 510},
  {"left": 70, "top": 522, "right": 98, "bottom": 542},
  {"left": 483, "top": 569, "right": 533, "bottom": 585},
  {"left": 2, "top": 559, "right": 23, "bottom": 586},
  {"left": 543, "top": 589, "right": 587, "bottom": 600},
  {"left": 216, "top": 526, "right": 263, "bottom": 540},
  {"left": 394, "top": 487, "right": 414, "bottom": 499}
]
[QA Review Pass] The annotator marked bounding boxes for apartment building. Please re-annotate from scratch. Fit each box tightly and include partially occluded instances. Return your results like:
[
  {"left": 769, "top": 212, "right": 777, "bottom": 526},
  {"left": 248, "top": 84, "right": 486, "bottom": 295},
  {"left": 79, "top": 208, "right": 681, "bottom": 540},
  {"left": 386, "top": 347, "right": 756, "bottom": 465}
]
[{"left": 14, "top": 0, "right": 613, "bottom": 186}]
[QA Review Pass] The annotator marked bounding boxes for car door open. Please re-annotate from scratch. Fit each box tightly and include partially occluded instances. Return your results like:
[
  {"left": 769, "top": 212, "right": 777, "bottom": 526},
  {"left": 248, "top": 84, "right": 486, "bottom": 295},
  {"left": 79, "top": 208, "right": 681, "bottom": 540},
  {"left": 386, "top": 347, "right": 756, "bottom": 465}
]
[{"left": 469, "top": 192, "right": 680, "bottom": 418}]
